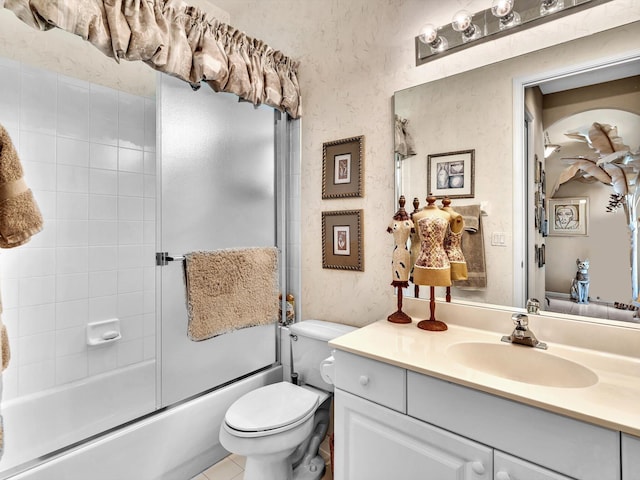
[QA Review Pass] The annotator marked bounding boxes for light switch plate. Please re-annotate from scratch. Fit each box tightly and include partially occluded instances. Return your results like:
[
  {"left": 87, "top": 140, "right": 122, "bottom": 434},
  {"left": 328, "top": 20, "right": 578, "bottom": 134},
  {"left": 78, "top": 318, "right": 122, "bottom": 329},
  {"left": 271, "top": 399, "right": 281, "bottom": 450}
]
[{"left": 491, "top": 232, "right": 507, "bottom": 246}]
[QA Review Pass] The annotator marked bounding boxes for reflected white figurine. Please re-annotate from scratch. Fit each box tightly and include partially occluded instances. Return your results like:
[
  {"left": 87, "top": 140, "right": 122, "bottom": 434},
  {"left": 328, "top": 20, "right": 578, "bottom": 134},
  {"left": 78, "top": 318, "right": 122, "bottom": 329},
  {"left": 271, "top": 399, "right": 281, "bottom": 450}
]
[{"left": 570, "top": 258, "right": 590, "bottom": 304}]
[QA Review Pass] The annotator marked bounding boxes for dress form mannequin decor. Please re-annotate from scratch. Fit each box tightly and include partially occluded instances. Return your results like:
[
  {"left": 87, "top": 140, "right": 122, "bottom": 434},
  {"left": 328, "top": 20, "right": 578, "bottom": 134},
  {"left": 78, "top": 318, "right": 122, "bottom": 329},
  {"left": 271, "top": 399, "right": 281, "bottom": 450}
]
[
  {"left": 412, "top": 194, "right": 450, "bottom": 331},
  {"left": 387, "top": 196, "right": 413, "bottom": 324},
  {"left": 440, "top": 197, "right": 468, "bottom": 302},
  {"left": 409, "top": 197, "right": 421, "bottom": 299}
]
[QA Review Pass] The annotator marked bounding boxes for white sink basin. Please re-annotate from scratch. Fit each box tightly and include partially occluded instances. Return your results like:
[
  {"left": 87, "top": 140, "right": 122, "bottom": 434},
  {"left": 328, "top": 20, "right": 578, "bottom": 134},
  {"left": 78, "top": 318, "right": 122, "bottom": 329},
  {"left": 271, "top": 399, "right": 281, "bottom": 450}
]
[{"left": 446, "top": 342, "right": 599, "bottom": 388}]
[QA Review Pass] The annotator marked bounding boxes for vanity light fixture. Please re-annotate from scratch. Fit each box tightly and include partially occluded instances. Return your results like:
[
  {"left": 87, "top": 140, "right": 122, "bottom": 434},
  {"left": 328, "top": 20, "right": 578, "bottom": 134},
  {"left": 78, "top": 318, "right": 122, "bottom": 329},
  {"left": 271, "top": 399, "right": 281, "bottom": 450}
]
[
  {"left": 451, "top": 10, "right": 483, "bottom": 43},
  {"left": 491, "top": 0, "right": 521, "bottom": 30},
  {"left": 416, "top": 0, "right": 614, "bottom": 66}
]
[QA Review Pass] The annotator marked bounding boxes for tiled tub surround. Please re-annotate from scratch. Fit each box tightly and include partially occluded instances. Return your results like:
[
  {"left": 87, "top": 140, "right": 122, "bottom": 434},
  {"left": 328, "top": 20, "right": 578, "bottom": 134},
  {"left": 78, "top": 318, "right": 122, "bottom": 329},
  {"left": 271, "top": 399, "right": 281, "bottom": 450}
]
[{"left": 0, "top": 56, "right": 156, "bottom": 470}]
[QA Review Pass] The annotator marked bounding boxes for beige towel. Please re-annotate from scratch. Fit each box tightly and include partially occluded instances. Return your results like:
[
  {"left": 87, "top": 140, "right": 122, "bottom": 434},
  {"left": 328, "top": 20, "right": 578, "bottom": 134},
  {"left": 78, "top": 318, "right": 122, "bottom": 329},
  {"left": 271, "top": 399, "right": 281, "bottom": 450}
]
[
  {"left": 0, "top": 124, "right": 44, "bottom": 248},
  {"left": 184, "top": 247, "right": 279, "bottom": 341},
  {"left": 1, "top": 324, "right": 9, "bottom": 372},
  {"left": 462, "top": 210, "right": 479, "bottom": 232},
  {"left": 394, "top": 115, "right": 416, "bottom": 158},
  {"left": 453, "top": 205, "right": 487, "bottom": 290}
]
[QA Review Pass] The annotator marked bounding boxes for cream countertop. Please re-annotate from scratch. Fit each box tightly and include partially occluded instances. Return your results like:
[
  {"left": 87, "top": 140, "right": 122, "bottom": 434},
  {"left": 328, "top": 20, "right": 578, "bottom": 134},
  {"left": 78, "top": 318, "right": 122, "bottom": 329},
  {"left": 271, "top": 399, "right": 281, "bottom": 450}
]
[{"left": 329, "top": 299, "right": 640, "bottom": 437}]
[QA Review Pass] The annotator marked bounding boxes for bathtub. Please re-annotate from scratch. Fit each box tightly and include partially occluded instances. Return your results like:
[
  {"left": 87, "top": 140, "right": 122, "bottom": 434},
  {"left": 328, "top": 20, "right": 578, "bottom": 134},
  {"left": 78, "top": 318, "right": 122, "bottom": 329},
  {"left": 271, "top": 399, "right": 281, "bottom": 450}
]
[
  {"left": 2, "top": 363, "right": 281, "bottom": 479},
  {"left": 545, "top": 292, "right": 639, "bottom": 323},
  {"left": 2, "top": 360, "right": 157, "bottom": 475}
]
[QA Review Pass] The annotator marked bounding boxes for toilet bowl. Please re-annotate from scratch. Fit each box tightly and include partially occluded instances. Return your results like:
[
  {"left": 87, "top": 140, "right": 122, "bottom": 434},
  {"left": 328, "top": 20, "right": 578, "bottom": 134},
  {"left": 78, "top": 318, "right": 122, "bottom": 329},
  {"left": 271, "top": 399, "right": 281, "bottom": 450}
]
[{"left": 219, "top": 320, "right": 356, "bottom": 480}]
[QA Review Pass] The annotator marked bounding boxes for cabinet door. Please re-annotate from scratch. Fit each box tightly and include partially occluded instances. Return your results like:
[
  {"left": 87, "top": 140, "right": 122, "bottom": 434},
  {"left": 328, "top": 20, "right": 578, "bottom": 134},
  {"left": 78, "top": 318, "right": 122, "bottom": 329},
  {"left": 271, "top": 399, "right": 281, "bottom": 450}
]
[
  {"left": 334, "top": 389, "right": 492, "bottom": 480},
  {"left": 622, "top": 434, "right": 640, "bottom": 480},
  {"left": 495, "top": 451, "right": 575, "bottom": 480}
]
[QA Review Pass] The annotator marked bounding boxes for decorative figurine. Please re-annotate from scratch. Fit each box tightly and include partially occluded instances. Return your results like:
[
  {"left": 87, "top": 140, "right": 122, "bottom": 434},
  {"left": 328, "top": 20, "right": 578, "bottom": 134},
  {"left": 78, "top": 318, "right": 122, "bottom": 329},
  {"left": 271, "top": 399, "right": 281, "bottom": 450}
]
[
  {"left": 410, "top": 197, "right": 421, "bottom": 298},
  {"left": 411, "top": 194, "right": 451, "bottom": 331},
  {"left": 387, "top": 196, "right": 414, "bottom": 324},
  {"left": 440, "top": 197, "right": 468, "bottom": 302},
  {"left": 570, "top": 258, "right": 590, "bottom": 304}
]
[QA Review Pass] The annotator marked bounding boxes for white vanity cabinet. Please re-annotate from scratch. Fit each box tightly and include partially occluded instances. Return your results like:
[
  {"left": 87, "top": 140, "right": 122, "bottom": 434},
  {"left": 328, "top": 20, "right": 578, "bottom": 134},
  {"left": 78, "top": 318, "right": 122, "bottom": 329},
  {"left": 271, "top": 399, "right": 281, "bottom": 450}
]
[
  {"left": 622, "top": 434, "right": 640, "bottom": 480},
  {"left": 333, "top": 350, "right": 622, "bottom": 480}
]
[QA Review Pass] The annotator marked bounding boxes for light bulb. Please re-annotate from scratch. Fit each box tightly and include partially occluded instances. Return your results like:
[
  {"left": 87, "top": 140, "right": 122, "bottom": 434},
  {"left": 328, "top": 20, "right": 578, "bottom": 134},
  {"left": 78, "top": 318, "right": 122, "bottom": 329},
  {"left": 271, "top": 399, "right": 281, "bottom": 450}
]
[
  {"left": 540, "top": 0, "right": 564, "bottom": 16},
  {"left": 452, "top": 10, "right": 473, "bottom": 32},
  {"left": 452, "top": 10, "right": 482, "bottom": 42},
  {"left": 418, "top": 23, "right": 448, "bottom": 53},
  {"left": 492, "top": 0, "right": 521, "bottom": 29},
  {"left": 491, "top": 0, "right": 514, "bottom": 18},
  {"left": 419, "top": 23, "right": 438, "bottom": 44}
]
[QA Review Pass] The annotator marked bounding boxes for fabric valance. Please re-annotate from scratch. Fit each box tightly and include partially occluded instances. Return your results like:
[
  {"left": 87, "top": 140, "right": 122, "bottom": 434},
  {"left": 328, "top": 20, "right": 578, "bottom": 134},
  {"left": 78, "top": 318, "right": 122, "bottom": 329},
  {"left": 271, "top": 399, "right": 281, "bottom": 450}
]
[{"left": 3, "top": 0, "right": 302, "bottom": 118}]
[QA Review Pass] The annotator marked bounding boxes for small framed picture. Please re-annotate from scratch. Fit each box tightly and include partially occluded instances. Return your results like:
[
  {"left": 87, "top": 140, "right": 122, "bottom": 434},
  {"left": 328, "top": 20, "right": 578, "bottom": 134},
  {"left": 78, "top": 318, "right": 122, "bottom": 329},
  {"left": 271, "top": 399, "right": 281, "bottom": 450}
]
[
  {"left": 322, "top": 136, "right": 364, "bottom": 198},
  {"left": 538, "top": 243, "right": 546, "bottom": 268},
  {"left": 334, "top": 154, "right": 351, "bottom": 185},
  {"left": 427, "top": 149, "right": 475, "bottom": 199},
  {"left": 333, "top": 225, "right": 351, "bottom": 255},
  {"left": 535, "top": 156, "right": 542, "bottom": 184},
  {"left": 547, "top": 197, "right": 589, "bottom": 236},
  {"left": 322, "top": 210, "right": 363, "bottom": 271}
]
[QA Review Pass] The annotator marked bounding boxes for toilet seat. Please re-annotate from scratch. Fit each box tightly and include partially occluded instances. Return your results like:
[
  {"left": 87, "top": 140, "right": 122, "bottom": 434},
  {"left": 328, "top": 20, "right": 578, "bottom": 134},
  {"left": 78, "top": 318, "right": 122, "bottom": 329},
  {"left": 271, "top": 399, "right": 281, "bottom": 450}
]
[{"left": 223, "top": 382, "right": 319, "bottom": 438}]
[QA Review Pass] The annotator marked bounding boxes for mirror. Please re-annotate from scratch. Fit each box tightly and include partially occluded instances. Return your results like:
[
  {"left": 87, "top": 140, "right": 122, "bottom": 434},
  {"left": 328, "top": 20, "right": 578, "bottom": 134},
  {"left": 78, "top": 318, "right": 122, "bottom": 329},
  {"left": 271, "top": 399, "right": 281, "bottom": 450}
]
[{"left": 394, "top": 21, "right": 640, "bottom": 325}]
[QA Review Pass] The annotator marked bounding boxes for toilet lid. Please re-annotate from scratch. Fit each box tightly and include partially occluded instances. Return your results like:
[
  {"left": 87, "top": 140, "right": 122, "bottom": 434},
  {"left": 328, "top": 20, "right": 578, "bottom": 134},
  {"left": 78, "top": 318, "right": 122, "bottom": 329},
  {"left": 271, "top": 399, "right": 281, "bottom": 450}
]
[{"left": 225, "top": 382, "right": 319, "bottom": 433}]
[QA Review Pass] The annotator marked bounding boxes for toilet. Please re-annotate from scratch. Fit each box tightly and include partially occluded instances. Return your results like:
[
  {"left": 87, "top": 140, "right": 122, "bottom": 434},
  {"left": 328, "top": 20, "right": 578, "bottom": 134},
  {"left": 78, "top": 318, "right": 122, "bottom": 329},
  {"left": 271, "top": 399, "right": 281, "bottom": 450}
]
[{"left": 219, "top": 319, "right": 356, "bottom": 480}]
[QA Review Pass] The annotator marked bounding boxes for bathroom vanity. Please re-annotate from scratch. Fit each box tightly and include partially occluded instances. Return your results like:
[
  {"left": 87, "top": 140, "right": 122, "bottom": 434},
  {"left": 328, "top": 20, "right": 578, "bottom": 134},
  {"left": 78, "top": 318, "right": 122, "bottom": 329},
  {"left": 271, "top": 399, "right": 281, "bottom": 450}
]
[{"left": 329, "top": 300, "right": 640, "bottom": 480}]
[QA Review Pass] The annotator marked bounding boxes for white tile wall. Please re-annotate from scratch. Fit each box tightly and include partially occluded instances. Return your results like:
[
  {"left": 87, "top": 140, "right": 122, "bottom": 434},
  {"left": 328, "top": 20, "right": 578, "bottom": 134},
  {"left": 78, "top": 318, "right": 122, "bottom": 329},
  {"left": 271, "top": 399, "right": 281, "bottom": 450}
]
[
  {"left": 0, "top": 60, "right": 156, "bottom": 401},
  {"left": 0, "top": 58, "right": 21, "bottom": 128}
]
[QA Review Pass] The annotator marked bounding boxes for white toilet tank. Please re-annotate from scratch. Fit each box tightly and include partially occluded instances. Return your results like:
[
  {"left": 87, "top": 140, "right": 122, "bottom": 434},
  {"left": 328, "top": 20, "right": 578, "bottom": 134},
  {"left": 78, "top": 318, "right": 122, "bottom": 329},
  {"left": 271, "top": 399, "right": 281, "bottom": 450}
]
[{"left": 289, "top": 320, "right": 356, "bottom": 391}]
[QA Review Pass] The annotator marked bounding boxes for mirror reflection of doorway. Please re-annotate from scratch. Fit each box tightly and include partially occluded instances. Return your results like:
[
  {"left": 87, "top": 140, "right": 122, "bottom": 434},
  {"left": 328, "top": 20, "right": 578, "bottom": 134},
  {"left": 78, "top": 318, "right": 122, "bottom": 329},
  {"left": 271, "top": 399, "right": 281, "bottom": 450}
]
[{"left": 524, "top": 66, "right": 640, "bottom": 321}]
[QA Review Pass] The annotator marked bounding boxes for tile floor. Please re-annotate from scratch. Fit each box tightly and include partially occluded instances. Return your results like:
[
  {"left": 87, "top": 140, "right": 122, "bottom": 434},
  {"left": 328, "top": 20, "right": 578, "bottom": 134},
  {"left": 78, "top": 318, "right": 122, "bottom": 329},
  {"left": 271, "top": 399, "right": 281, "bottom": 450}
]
[{"left": 191, "top": 436, "right": 333, "bottom": 480}]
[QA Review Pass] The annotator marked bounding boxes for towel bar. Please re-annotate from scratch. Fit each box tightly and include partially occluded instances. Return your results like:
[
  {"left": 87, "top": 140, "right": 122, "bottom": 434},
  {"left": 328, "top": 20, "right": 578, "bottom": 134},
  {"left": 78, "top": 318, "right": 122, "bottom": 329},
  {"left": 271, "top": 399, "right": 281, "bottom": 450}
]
[{"left": 156, "top": 252, "right": 186, "bottom": 266}]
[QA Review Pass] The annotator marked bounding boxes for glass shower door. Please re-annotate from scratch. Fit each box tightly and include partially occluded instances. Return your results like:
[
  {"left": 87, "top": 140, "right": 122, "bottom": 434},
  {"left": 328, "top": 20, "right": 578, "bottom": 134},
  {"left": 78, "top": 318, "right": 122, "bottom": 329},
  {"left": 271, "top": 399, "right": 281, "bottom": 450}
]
[{"left": 157, "top": 74, "right": 278, "bottom": 407}]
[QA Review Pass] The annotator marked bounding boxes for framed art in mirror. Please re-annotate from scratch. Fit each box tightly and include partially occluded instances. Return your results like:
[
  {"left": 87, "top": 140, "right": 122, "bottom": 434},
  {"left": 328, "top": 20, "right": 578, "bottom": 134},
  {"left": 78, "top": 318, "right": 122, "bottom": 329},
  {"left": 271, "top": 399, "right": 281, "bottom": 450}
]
[
  {"left": 322, "top": 135, "right": 364, "bottom": 199},
  {"left": 427, "top": 149, "right": 475, "bottom": 199},
  {"left": 535, "top": 243, "right": 546, "bottom": 268},
  {"left": 322, "top": 210, "right": 364, "bottom": 271},
  {"left": 548, "top": 197, "right": 589, "bottom": 236}
]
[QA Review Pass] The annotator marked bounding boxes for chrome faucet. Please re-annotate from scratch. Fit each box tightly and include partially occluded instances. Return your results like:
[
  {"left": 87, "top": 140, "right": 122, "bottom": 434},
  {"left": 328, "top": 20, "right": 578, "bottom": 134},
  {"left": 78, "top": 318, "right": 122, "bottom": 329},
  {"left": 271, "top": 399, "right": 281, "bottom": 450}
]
[{"left": 501, "top": 313, "right": 548, "bottom": 350}]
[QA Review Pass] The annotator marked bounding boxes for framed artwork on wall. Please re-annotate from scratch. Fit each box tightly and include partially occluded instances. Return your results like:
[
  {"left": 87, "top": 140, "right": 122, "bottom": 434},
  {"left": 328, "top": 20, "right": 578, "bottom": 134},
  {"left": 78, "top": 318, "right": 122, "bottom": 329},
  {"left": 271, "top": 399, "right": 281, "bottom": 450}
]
[
  {"left": 322, "top": 136, "right": 364, "bottom": 199},
  {"left": 548, "top": 197, "right": 589, "bottom": 236},
  {"left": 535, "top": 156, "right": 542, "bottom": 184},
  {"left": 427, "top": 149, "right": 475, "bottom": 199},
  {"left": 321, "top": 210, "right": 363, "bottom": 271}
]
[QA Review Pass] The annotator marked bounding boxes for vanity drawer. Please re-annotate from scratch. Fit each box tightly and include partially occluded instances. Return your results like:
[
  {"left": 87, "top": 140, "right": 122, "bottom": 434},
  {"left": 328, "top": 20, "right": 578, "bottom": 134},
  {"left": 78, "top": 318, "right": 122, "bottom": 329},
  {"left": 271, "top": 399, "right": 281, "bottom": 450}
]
[
  {"left": 334, "top": 350, "right": 406, "bottom": 413},
  {"left": 494, "top": 451, "right": 574, "bottom": 480},
  {"left": 407, "top": 372, "right": 620, "bottom": 480}
]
